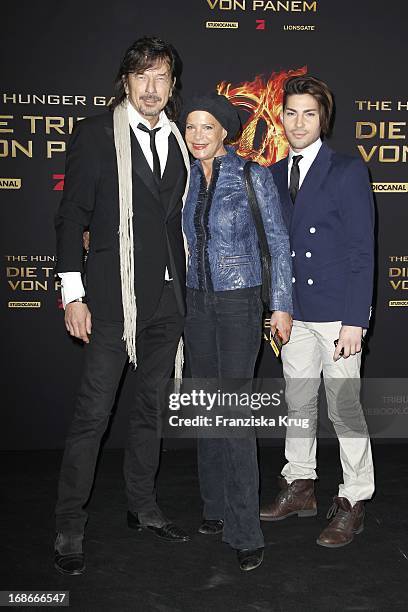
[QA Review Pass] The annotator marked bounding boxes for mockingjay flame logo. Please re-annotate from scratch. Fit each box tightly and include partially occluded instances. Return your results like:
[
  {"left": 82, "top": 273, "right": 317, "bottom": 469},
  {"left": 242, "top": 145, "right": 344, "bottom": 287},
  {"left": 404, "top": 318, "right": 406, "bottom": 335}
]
[{"left": 217, "top": 66, "right": 307, "bottom": 166}]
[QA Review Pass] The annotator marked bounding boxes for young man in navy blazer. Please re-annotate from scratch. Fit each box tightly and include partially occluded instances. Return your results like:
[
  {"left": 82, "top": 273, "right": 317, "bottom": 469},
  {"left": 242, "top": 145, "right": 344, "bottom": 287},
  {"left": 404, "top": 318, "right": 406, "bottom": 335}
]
[{"left": 260, "top": 76, "right": 375, "bottom": 548}]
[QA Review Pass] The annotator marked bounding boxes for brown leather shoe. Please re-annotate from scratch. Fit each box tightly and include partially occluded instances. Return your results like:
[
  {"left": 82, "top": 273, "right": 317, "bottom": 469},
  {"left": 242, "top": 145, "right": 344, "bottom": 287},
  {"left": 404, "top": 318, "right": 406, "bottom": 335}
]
[
  {"left": 260, "top": 477, "right": 317, "bottom": 521},
  {"left": 316, "top": 496, "right": 364, "bottom": 548}
]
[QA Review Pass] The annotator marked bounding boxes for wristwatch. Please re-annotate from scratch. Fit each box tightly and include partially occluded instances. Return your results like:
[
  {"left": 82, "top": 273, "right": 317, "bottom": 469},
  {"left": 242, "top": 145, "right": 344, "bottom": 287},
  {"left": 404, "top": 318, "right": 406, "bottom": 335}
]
[{"left": 68, "top": 296, "right": 88, "bottom": 304}]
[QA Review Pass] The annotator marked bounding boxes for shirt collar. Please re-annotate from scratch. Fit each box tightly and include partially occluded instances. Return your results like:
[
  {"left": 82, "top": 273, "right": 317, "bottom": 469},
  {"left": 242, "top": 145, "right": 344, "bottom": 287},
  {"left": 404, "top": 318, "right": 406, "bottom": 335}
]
[
  {"left": 127, "top": 102, "right": 171, "bottom": 132},
  {"left": 289, "top": 137, "right": 322, "bottom": 164}
]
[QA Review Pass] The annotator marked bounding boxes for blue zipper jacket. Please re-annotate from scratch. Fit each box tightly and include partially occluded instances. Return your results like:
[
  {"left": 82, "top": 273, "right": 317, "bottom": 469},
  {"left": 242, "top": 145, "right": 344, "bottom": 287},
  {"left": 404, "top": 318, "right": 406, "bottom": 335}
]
[{"left": 182, "top": 147, "right": 293, "bottom": 313}]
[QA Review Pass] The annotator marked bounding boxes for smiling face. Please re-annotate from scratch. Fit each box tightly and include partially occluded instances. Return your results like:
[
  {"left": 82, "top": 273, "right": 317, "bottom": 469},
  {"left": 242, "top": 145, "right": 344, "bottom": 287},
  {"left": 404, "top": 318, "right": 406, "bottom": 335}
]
[
  {"left": 124, "top": 59, "right": 174, "bottom": 125},
  {"left": 185, "top": 111, "right": 227, "bottom": 162},
  {"left": 281, "top": 93, "right": 322, "bottom": 152}
]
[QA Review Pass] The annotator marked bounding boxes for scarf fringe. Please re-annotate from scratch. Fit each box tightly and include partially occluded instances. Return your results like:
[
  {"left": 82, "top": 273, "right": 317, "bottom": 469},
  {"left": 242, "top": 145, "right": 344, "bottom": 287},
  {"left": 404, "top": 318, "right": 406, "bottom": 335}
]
[
  {"left": 174, "top": 337, "right": 184, "bottom": 392},
  {"left": 113, "top": 101, "right": 137, "bottom": 366}
]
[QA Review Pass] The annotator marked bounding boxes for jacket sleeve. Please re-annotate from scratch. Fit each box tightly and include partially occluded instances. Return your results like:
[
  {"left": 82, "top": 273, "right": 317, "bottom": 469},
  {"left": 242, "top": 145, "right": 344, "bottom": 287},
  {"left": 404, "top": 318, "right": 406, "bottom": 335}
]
[
  {"left": 55, "top": 119, "right": 99, "bottom": 273},
  {"left": 340, "top": 158, "right": 375, "bottom": 328},
  {"left": 250, "top": 164, "right": 293, "bottom": 313}
]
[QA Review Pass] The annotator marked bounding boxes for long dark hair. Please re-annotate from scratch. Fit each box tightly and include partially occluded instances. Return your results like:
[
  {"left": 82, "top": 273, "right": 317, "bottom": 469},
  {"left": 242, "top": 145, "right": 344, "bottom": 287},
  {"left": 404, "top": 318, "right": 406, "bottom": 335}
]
[
  {"left": 283, "top": 75, "right": 334, "bottom": 137},
  {"left": 110, "top": 36, "right": 182, "bottom": 121}
]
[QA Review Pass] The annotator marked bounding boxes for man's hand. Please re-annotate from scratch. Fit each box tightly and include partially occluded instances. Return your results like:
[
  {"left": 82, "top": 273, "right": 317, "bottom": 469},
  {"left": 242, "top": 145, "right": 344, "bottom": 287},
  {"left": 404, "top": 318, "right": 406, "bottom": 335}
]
[
  {"left": 333, "top": 325, "right": 363, "bottom": 361},
  {"left": 65, "top": 302, "right": 92, "bottom": 344},
  {"left": 270, "top": 310, "right": 293, "bottom": 344}
]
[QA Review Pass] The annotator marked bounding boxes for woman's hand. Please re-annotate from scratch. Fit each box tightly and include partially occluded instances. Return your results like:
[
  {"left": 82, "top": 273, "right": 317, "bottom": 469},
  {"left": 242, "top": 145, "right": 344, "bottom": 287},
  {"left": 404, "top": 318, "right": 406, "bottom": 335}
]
[
  {"left": 83, "top": 231, "right": 90, "bottom": 252},
  {"left": 270, "top": 311, "right": 293, "bottom": 344}
]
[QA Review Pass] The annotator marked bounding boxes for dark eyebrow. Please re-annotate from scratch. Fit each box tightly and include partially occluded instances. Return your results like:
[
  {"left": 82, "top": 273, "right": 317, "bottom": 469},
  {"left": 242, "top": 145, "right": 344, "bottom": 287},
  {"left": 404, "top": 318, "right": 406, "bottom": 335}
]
[{"left": 286, "top": 107, "right": 318, "bottom": 113}]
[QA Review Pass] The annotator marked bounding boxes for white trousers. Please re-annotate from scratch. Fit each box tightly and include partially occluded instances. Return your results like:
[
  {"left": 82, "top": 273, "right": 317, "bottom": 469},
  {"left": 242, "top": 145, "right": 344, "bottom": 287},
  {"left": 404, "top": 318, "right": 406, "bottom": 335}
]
[{"left": 280, "top": 320, "right": 375, "bottom": 506}]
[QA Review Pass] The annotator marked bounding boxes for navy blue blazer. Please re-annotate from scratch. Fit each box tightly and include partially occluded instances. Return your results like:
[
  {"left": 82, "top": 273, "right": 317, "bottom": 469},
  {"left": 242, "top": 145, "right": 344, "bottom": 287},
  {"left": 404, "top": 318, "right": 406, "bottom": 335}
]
[{"left": 271, "top": 142, "right": 374, "bottom": 328}]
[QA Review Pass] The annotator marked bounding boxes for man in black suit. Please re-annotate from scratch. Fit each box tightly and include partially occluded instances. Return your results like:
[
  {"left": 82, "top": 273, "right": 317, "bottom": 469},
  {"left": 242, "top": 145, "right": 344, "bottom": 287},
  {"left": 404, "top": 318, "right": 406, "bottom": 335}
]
[{"left": 54, "top": 37, "right": 191, "bottom": 575}]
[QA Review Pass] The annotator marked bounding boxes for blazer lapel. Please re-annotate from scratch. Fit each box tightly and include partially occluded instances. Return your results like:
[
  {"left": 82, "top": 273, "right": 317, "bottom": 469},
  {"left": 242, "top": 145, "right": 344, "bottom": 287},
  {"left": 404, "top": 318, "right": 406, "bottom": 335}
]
[
  {"left": 130, "top": 130, "right": 161, "bottom": 203},
  {"left": 291, "top": 142, "right": 333, "bottom": 228},
  {"left": 165, "top": 171, "right": 186, "bottom": 220},
  {"left": 165, "top": 122, "right": 191, "bottom": 219},
  {"left": 273, "top": 158, "right": 293, "bottom": 230},
  {"left": 171, "top": 122, "right": 191, "bottom": 199}
]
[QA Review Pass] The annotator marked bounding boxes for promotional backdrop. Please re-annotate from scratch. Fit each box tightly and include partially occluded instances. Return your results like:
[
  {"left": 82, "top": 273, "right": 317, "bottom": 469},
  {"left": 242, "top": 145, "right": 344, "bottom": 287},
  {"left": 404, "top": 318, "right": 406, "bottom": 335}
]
[{"left": 1, "top": 0, "right": 407, "bottom": 448}]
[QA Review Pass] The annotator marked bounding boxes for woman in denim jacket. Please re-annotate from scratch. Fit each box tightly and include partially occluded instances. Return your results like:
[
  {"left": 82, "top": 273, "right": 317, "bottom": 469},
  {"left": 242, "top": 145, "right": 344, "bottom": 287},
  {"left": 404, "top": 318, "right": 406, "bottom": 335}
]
[{"left": 182, "top": 94, "right": 293, "bottom": 571}]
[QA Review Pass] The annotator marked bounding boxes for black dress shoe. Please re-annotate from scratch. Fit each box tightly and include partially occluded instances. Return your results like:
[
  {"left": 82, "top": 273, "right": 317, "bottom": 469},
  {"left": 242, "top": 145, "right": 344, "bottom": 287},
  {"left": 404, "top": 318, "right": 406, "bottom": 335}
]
[
  {"left": 127, "top": 511, "right": 190, "bottom": 542},
  {"left": 198, "top": 519, "right": 224, "bottom": 535},
  {"left": 54, "top": 533, "right": 85, "bottom": 576},
  {"left": 237, "top": 547, "right": 264, "bottom": 572},
  {"left": 54, "top": 551, "right": 85, "bottom": 576}
]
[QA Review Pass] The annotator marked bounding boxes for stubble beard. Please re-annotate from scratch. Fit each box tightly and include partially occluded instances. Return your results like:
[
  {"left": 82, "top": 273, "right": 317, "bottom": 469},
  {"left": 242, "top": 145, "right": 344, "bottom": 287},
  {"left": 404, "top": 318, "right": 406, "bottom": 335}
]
[
  {"left": 138, "top": 95, "right": 164, "bottom": 118},
  {"left": 140, "top": 107, "right": 161, "bottom": 117}
]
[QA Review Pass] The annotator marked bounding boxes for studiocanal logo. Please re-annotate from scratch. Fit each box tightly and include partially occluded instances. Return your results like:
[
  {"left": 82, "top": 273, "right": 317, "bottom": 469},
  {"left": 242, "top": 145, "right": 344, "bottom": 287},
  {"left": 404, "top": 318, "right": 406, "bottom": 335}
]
[
  {"left": 206, "top": 21, "right": 239, "bottom": 28},
  {"left": 372, "top": 183, "right": 408, "bottom": 193},
  {"left": 0, "top": 178, "right": 21, "bottom": 189},
  {"left": 8, "top": 301, "right": 41, "bottom": 308}
]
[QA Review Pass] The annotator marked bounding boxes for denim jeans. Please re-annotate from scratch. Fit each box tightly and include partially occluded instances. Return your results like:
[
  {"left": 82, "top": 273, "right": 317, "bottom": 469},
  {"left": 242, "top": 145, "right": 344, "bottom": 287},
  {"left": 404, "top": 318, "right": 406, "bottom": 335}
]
[{"left": 184, "top": 286, "right": 264, "bottom": 550}]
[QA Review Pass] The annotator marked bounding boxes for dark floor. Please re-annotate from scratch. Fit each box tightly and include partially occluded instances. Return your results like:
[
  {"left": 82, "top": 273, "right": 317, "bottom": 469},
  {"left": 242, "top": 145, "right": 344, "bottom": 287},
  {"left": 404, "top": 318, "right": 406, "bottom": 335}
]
[{"left": 1, "top": 444, "right": 408, "bottom": 611}]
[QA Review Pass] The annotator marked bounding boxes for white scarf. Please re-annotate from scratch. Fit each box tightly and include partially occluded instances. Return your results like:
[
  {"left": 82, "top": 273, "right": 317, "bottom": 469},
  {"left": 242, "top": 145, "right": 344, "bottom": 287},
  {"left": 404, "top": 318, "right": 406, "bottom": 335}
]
[
  {"left": 113, "top": 101, "right": 137, "bottom": 365},
  {"left": 113, "top": 100, "right": 190, "bottom": 381}
]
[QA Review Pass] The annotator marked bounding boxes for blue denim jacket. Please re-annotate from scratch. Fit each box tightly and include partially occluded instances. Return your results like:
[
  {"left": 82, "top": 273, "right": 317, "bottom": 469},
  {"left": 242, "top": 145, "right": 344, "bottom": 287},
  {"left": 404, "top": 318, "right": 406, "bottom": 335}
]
[{"left": 183, "top": 147, "right": 293, "bottom": 313}]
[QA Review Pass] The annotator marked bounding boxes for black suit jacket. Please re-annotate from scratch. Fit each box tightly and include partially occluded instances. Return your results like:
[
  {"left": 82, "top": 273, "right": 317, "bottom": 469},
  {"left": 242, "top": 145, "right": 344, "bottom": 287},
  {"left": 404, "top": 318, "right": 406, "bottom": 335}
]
[{"left": 55, "top": 112, "right": 189, "bottom": 321}]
